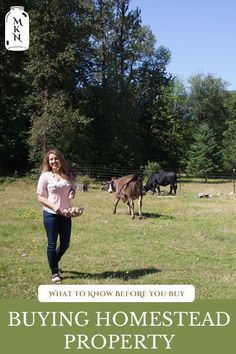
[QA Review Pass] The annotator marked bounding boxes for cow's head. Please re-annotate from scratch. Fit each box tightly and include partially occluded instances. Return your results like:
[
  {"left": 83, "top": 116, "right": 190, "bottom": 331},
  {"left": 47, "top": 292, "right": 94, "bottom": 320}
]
[
  {"left": 108, "top": 178, "right": 116, "bottom": 193},
  {"left": 143, "top": 183, "right": 152, "bottom": 192}
]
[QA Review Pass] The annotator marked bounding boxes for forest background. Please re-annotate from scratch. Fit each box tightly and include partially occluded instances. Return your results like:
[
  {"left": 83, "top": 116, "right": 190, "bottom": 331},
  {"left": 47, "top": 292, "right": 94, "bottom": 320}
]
[{"left": 1, "top": 0, "right": 236, "bottom": 179}]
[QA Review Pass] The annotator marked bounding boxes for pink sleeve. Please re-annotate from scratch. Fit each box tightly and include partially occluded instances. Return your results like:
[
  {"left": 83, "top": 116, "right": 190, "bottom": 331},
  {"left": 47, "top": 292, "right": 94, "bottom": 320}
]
[{"left": 37, "top": 172, "right": 48, "bottom": 197}]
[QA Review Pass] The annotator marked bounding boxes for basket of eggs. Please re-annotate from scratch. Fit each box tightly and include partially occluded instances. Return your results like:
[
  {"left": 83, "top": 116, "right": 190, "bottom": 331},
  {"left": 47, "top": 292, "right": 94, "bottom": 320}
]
[{"left": 62, "top": 207, "right": 84, "bottom": 218}]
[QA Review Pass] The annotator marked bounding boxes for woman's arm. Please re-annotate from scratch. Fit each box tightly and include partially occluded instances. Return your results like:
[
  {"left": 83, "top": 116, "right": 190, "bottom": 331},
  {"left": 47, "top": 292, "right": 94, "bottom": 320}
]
[
  {"left": 69, "top": 181, "right": 77, "bottom": 199},
  {"left": 68, "top": 190, "right": 75, "bottom": 199}
]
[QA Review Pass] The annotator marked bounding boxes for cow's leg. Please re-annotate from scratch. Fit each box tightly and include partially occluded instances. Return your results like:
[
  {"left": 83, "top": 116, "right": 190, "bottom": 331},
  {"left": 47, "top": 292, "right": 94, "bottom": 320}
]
[
  {"left": 127, "top": 201, "right": 131, "bottom": 215},
  {"left": 174, "top": 184, "right": 177, "bottom": 195},
  {"left": 157, "top": 185, "right": 161, "bottom": 195},
  {"left": 113, "top": 197, "right": 120, "bottom": 214},
  {"left": 131, "top": 200, "right": 135, "bottom": 219},
  {"left": 169, "top": 184, "right": 173, "bottom": 195},
  {"left": 128, "top": 198, "right": 135, "bottom": 219},
  {"left": 152, "top": 184, "right": 156, "bottom": 195},
  {"left": 138, "top": 195, "right": 143, "bottom": 219}
]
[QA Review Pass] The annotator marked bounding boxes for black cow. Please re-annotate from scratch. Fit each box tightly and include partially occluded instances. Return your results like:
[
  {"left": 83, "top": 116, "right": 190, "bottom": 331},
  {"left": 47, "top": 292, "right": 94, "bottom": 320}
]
[{"left": 144, "top": 171, "right": 177, "bottom": 195}]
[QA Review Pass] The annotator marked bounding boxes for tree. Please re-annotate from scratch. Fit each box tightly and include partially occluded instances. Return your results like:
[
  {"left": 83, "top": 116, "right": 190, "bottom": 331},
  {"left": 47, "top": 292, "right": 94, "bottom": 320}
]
[
  {"left": 26, "top": 0, "right": 93, "bottom": 166},
  {"left": 81, "top": 0, "right": 168, "bottom": 167},
  {"left": 188, "top": 74, "right": 229, "bottom": 143},
  {"left": 222, "top": 93, "right": 236, "bottom": 171},
  {"left": 185, "top": 123, "right": 221, "bottom": 178},
  {"left": 0, "top": 0, "right": 31, "bottom": 175},
  {"left": 0, "top": 0, "right": 182, "bottom": 174},
  {"left": 137, "top": 71, "right": 190, "bottom": 168}
]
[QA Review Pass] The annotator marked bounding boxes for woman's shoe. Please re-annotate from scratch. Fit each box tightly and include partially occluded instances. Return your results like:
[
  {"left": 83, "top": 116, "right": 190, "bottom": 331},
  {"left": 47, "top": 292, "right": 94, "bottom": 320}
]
[{"left": 51, "top": 273, "right": 61, "bottom": 283}]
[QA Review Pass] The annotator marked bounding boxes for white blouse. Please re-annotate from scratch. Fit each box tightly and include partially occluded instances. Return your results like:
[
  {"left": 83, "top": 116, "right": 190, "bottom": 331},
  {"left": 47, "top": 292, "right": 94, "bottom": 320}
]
[{"left": 37, "top": 171, "right": 77, "bottom": 214}]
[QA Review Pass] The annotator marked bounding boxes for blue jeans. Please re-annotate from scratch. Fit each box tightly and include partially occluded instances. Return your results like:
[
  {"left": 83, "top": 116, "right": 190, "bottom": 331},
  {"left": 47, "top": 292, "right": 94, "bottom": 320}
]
[{"left": 43, "top": 211, "right": 72, "bottom": 275}]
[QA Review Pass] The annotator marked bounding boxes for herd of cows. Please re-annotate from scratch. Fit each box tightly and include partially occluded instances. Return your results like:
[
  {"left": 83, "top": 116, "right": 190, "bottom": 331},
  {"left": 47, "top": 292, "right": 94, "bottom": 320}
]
[{"left": 102, "top": 171, "right": 178, "bottom": 219}]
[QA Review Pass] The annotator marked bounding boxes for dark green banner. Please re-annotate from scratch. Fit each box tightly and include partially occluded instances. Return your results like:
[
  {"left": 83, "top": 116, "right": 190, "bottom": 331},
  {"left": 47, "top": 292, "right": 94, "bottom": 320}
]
[{"left": 0, "top": 300, "right": 235, "bottom": 353}]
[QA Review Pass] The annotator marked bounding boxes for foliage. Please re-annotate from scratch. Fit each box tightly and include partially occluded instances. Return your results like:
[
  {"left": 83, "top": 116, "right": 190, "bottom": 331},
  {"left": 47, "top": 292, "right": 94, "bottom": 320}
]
[
  {"left": 0, "top": 0, "right": 31, "bottom": 175},
  {"left": 77, "top": 174, "right": 94, "bottom": 186},
  {"left": 28, "top": 92, "right": 92, "bottom": 166},
  {"left": 25, "top": 1, "right": 89, "bottom": 165},
  {"left": 80, "top": 0, "right": 171, "bottom": 166},
  {"left": 134, "top": 47, "right": 173, "bottom": 165},
  {"left": 185, "top": 123, "right": 221, "bottom": 177},
  {"left": 143, "top": 161, "right": 161, "bottom": 179},
  {"left": 1, "top": 1, "right": 234, "bottom": 176},
  {"left": 188, "top": 74, "right": 229, "bottom": 142},
  {"left": 144, "top": 78, "right": 190, "bottom": 168},
  {"left": 222, "top": 93, "right": 236, "bottom": 171}
]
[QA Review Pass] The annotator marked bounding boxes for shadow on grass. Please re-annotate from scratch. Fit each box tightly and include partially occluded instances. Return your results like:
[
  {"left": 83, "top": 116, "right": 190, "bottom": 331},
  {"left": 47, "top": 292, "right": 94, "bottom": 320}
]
[
  {"left": 142, "top": 212, "right": 175, "bottom": 220},
  {"left": 118, "top": 212, "right": 174, "bottom": 219},
  {"left": 62, "top": 267, "right": 161, "bottom": 281}
]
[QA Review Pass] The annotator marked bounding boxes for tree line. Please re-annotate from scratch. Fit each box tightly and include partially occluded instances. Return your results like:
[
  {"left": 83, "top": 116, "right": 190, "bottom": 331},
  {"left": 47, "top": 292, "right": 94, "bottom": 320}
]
[{"left": 1, "top": 0, "right": 236, "bottom": 177}]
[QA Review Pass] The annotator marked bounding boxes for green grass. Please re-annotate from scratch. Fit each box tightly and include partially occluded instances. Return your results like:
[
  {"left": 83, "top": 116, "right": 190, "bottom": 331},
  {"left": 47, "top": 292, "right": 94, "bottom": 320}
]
[{"left": 0, "top": 178, "right": 236, "bottom": 299}]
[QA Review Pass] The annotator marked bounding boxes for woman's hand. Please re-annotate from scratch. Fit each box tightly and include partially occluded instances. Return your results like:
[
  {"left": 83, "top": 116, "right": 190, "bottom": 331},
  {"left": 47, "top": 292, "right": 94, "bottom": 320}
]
[
  {"left": 52, "top": 204, "right": 63, "bottom": 214},
  {"left": 62, "top": 209, "right": 71, "bottom": 217},
  {"left": 68, "top": 191, "right": 75, "bottom": 199}
]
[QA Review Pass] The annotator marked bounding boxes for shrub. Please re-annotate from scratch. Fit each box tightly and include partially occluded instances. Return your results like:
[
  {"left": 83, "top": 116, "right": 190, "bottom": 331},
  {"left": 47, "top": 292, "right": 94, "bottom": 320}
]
[
  {"left": 143, "top": 161, "right": 162, "bottom": 179},
  {"left": 77, "top": 174, "right": 94, "bottom": 186}
]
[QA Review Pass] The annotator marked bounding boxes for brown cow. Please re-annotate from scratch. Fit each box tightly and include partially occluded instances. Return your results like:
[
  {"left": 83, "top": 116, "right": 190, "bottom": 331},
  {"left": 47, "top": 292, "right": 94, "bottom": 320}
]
[{"left": 108, "top": 174, "right": 143, "bottom": 219}]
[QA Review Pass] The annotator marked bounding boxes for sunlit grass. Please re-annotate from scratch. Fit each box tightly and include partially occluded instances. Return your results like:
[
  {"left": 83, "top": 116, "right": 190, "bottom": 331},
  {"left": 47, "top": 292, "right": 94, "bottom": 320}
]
[{"left": 0, "top": 178, "right": 236, "bottom": 299}]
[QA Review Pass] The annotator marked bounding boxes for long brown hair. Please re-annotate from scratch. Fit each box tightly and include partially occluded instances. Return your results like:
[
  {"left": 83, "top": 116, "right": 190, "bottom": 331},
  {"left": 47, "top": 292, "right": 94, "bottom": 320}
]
[{"left": 42, "top": 149, "right": 74, "bottom": 181}]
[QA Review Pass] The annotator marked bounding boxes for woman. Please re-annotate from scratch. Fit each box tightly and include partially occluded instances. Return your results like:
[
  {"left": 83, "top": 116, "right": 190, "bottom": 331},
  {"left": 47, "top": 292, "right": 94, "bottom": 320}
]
[{"left": 37, "top": 149, "right": 77, "bottom": 283}]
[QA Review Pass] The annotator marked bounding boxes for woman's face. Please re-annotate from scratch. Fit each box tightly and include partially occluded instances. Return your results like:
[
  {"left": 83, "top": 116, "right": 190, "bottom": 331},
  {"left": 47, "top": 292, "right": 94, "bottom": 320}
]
[{"left": 48, "top": 153, "right": 61, "bottom": 172}]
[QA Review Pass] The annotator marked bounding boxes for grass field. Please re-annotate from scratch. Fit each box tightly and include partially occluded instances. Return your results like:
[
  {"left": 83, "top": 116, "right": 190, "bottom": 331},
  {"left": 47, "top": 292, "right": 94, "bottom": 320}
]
[{"left": 0, "top": 178, "right": 236, "bottom": 299}]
